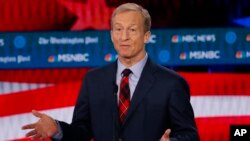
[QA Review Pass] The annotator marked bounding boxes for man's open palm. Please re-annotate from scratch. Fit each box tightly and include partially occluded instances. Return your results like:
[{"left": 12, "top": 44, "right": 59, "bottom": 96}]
[{"left": 22, "top": 110, "right": 58, "bottom": 140}]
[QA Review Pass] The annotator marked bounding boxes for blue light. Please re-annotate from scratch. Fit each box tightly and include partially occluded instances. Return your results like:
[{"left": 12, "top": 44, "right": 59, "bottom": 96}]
[
  {"left": 14, "top": 36, "right": 26, "bottom": 48},
  {"left": 233, "top": 17, "right": 250, "bottom": 27}
]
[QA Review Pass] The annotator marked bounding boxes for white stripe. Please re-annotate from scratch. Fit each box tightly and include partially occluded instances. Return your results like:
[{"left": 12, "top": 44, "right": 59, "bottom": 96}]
[
  {"left": 0, "top": 82, "right": 53, "bottom": 95},
  {"left": 1, "top": 96, "right": 250, "bottom": 140},
  {"left": 191, "top": 96, "right": 250, "bottom": 118},
  {"left": 0, "top": 107, "right": 74, "bottom": 141}
]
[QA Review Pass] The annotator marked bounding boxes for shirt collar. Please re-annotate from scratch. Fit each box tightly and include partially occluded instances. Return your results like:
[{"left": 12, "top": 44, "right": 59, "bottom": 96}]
[{"left": 117, "top": 54, "right": 148, "bottom": 78}]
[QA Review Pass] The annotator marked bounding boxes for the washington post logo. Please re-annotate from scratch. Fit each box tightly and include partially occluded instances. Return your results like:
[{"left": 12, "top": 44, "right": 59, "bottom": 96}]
[{"left": 230, "top": 125, "right": 250, "bottom": 141}]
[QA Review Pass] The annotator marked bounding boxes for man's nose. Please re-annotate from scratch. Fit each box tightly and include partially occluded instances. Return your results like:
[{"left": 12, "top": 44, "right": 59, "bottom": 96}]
[{"left": 120, "top": 30, "right": 130, "bottom": 40}]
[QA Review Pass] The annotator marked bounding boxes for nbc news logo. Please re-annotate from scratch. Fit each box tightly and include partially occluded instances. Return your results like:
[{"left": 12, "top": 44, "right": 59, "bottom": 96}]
[{"left": 235, "top": 51, "right": 250, "bottom": 59}]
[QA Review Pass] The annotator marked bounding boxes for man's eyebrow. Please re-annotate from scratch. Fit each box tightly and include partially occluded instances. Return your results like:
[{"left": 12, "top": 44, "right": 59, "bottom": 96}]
[
  {"left": 128, "top": 24, "right": 137, "bottom": 27},
  {"left": 113, "top": 23, "right": 122, "bottom": 26}
]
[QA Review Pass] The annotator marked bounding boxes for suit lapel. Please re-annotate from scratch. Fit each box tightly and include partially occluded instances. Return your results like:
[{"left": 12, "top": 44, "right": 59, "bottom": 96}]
[
  {"left": 101, "top": 61, "right": 121, "bottom": 137},
  {"left": 122, "top": 58, "right": 156, "bottom": 127},
  {"left": 102, "top": 61, "right": 117, "bottom": 98},
  {"left": 102, "top": 61, "right": 118, "bottom": 110}
]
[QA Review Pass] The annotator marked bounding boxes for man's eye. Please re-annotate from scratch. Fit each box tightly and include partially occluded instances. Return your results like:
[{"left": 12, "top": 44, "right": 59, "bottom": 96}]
[
  {"left": 128, "top": 28, "right": 137, "bottom": 33},
  {"left": 115, "top": 28, "right": 122, "bottom": 31},
  {"left": 130, "top": 28, "right": 136, "bottom": 32}
]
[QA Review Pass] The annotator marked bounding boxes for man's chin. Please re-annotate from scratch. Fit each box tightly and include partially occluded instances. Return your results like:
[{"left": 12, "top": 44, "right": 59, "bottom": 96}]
[{"left": 118, "top": 55, "right": 133, "bottom": 60}]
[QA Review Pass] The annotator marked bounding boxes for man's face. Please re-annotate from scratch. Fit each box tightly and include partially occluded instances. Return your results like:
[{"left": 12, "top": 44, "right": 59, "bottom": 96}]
[{"left": 111, "top": 11, "right": 150, "bottom": 61}]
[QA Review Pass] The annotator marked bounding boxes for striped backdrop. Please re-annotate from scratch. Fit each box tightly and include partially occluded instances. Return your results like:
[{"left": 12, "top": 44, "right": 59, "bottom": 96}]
[{"left": 0, "top": 69, "right": 250, "bottom": 141}]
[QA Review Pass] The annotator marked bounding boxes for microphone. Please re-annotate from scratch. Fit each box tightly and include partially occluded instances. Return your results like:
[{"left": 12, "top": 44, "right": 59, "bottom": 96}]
[
  {"left": 113, "top": 82, "right": 118, "bottom": 141},
  {"left": 113, "top": 82, "right": 118, "bottom": 96}
]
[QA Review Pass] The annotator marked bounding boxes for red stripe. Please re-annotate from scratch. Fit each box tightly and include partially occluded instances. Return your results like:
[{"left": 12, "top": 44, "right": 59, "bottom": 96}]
[
  {"left": 196, "top": 116, "right": 250, "bottom": 141},
  {"left": 1, "top": 70, "right": 249, "bottom": 94},
  {"left": 1, "top": 69, "right": 249, "bottom": 96},
  {"left": 179, "top": 72, "right": 250, "bottom": 96},
  {"left": 11, "top": 116, "right": 250, "bottom": 141},
  {"left": 10, "top": 137, "right": 51, "bottom": 141},
  {"left": 0, "top": 68, "right": 91, "bottom": 83},
  {"left": 0, "top": 81, "right": 82, "bottom": 117},
  {"left": 1, "top": 71, "right": 250, "bottom": 116}
]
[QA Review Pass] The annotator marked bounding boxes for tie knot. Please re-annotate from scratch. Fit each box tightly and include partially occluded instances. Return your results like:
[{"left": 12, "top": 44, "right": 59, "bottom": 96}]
[{"left": 122, "top": 69, "right": 132, "bottom": 77}]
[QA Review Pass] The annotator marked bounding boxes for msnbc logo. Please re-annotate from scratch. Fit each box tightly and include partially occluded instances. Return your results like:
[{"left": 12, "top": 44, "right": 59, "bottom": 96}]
[
  {"left": 235, "top": 51, "right": 250, "bottom": 59},
  {"left": 48, "top": 53, "right": 89, "bottom": 63},
  {"left": 48, "top": 55, "right": 56, "bottom": 63},
  {"left": 247, "top": 34, "right": 250, "bottom": 41},
  {"left": 179, "top": 53, "right": 187, "bottom": 60},
  {"left": 179, "top": 51, "right": 220, "bottom": 60},
  {"left": 171, "top": 35, "right": 181, "bottom": 43},
  {"left": 104, "top": 53, "right": 117, "bottom": 62}
]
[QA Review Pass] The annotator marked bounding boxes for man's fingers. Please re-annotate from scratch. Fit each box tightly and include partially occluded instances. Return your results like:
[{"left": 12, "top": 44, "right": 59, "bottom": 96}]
[
  {"left": 22, "top": 110, "right": 56, "bottom": 139},
  {"left": 32, "top": 110, "right": 43, "bottom": 118},
  {"left": 22, "top": 123, "right": 36, "bottom": 130},
  {"left": 40, "top": 136, "right": 47, "bottom": 141},
  {"left": 25, "top": 129, "right": 37, "bottom": 137},
  {"left": 22, "top": 110, "right": 42, "bottom": 130},
  {"left": 32, "top": 133, "right": 42, "bottom": 140}
]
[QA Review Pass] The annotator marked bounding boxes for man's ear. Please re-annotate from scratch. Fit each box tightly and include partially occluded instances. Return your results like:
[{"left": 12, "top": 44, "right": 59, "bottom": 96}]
[{"left": 144, "top": 31, "right": 151, "bottom": 43}]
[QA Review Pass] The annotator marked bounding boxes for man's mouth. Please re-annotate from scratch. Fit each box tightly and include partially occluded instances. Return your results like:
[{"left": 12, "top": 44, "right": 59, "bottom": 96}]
[{"left": 120, "top": 45, "right": 130, "bottom": 47}]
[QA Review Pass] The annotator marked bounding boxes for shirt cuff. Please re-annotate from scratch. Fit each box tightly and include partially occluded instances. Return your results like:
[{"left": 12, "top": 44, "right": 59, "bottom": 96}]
[{"left": 52, "top": 120, "right": 63, "bottom": 140}]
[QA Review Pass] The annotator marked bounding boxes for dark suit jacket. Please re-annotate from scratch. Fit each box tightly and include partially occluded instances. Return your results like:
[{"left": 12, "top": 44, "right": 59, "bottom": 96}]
[{"left": 58, "top": 58, "right": 199, "bottom": 141}]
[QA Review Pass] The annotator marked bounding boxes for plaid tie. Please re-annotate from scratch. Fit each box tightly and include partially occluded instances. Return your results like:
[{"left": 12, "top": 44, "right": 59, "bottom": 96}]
[{"left": 119, "top": 69, "right": 132, "bottom": 124}]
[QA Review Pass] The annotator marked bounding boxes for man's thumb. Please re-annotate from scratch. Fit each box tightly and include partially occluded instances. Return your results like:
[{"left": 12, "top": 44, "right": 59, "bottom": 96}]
[{"left": 164, "top": 129, "right": 171, "bottom": 138}]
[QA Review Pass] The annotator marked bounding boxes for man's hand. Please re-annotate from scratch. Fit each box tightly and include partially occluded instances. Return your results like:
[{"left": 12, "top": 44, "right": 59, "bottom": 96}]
[
  {"left": 160, "top": 129, "right": 171, "bottom": 141},
  {"left": 22, "top": 110, "right": 58, "bottom": 140}
]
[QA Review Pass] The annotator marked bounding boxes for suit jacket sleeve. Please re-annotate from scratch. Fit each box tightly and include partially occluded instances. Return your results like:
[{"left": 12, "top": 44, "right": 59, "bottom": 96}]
[
  {"left": 169, "top": 77, "right": 199, "bottom": 141},
  {"left": 58, "top": 73, "right": 93, "bottom": 141}
]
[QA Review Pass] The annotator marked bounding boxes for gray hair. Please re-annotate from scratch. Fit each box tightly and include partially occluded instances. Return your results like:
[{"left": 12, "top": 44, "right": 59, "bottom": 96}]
[{"left": 111, "top": 3, "right": 151, "bottom": 32}]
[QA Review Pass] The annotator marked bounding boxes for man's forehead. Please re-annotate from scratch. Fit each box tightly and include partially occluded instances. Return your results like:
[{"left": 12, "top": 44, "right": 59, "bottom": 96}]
[
  {"left": 113, "top": 12, "right": 143, "bottom": 24},
  {"left": 113, "top": 23, "right": 138, "bottom": 28}
]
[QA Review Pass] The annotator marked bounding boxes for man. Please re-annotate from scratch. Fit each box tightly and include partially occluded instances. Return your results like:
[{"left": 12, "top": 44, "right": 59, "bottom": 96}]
[{"left": 22, "top": 3, "right": 199, "bottom": 141}]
